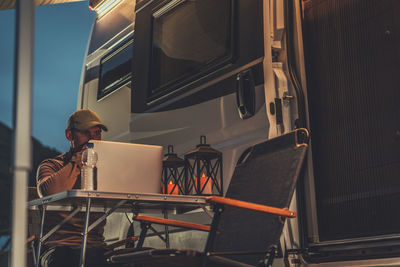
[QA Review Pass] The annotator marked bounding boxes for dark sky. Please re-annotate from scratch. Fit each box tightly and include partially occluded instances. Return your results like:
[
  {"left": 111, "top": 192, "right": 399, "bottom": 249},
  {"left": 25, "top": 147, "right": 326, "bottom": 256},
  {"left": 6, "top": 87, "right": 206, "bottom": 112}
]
[{"left": 0, "top": 1, "right": 96, "bottom": 152}]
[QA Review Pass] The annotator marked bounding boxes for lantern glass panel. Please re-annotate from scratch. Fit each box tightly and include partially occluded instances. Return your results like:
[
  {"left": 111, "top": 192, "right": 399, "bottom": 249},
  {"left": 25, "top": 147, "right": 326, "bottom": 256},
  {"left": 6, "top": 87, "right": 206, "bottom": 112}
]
[
  {"left": 162, "top": 145, "right": 185, "bottom": 195},
  {"left": 184, "top": 136, "right": 223, "bottom": 196}
]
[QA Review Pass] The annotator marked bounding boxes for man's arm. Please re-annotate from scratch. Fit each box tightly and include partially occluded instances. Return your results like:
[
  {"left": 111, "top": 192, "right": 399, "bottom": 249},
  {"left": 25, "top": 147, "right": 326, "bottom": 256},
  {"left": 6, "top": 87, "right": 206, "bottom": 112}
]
[{"left": 36, "top": 153, "right": 82, "bottom": 197}]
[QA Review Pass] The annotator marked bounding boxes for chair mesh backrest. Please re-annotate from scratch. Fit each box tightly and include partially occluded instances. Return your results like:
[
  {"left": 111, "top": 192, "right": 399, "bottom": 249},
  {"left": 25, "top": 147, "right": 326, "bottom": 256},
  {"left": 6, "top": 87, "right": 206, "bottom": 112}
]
[{"left": 211, "top": 130, "right": 308, "bottom": 264}]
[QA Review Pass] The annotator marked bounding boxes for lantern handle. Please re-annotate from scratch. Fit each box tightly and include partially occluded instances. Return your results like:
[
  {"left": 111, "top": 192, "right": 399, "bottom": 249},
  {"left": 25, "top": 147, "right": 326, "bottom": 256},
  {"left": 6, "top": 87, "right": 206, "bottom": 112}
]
[
  {"left": 200, "top": 135, "right": 207, "bottom": 145},
  {"left": 168, "top": 145, "right": 174, "bottom": 154}
]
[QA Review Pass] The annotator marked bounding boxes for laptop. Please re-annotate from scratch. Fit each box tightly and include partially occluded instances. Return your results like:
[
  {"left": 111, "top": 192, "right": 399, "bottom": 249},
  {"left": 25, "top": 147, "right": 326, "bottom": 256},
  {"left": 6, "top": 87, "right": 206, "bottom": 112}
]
[{"left": 89, "top": 140, "right": 162, "bottom": 194}]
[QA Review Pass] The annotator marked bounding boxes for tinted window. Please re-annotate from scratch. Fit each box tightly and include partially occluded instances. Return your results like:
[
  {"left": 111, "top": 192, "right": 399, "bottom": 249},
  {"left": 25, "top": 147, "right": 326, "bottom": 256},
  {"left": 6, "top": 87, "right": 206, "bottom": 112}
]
[
  {"left": 149, "top": 0, "right": 232, "bottom": 98},
  {"left": 98, "top": 38, "right": 133, "bottom": 100}
]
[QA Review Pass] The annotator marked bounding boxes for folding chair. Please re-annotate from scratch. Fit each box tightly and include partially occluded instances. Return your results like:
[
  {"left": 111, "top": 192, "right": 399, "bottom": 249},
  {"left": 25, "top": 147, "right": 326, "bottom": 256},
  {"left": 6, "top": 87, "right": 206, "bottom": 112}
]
[{"left": 108, "top": 129, "right": 309, "bottom": 267}]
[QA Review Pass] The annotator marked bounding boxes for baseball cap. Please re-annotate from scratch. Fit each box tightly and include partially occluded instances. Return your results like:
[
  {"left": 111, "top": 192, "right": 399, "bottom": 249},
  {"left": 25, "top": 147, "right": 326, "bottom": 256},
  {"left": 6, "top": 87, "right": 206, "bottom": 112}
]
[{"left": 66, "top": 109, "right": 108, "bottom": 131}]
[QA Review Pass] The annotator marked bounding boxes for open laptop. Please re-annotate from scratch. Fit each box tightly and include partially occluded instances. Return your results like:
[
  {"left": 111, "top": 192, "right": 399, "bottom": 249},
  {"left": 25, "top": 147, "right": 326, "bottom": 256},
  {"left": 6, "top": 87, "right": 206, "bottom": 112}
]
[{"left": 89, "top": 140, "right": 162, "bottom": 194}]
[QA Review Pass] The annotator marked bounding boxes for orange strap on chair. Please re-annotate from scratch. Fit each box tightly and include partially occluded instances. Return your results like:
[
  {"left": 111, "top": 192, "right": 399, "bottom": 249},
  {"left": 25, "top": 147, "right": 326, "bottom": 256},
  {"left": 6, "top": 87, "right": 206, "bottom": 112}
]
[
  {"left": 133, "top": 215, "right": 211, "bottom": 232},
  {"left": 207, "top": 196, "right": 297, "bottom": 218},
  {"left": 26, "top": 234, "right": 39, "bottom": 244}
]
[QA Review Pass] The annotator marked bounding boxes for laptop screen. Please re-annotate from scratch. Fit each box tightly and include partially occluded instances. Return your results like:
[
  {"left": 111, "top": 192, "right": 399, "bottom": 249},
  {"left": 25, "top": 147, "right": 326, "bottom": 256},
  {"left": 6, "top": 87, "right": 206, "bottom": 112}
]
[{"left": 89, "top": 140, "right": 162, "bottom": 194}]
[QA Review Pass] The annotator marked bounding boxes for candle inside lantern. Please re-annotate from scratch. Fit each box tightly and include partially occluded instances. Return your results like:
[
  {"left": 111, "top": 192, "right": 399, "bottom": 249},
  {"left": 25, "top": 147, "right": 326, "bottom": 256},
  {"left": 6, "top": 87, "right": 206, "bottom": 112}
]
[
  {"left": 199, "top": 173, "right": 212, "bottom": 195},
  {"left": 165, "top": 181, "right": 178, "bottom": 195}
]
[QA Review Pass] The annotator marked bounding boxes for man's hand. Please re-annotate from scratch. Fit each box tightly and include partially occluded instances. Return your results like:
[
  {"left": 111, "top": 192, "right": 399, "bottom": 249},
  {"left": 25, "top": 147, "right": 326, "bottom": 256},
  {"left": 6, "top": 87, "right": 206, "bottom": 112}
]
[{"left": 71, "top": 151, "right": 83, "bottom": 169}]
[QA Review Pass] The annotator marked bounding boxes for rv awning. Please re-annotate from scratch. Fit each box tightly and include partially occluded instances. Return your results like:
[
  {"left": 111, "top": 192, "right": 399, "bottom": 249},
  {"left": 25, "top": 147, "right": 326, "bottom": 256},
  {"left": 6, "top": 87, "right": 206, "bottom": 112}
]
[{"left": 0, "top": 0, "right": 84, "bottom": 10}]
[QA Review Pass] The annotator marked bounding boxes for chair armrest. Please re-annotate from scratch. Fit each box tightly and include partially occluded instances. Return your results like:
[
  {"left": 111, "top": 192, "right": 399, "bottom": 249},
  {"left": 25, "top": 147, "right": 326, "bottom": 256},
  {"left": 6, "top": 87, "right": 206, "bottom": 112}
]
[
  {"left": 207, "top": 196, "right": 296, "bottom": 218},
  {"left": 105, "top": 236, "right": 139, "bottom": 250},
  {"left": 133, "top": 215, "right": 211, "bottom": 232},
  {"left": 26, "top": 234, "right": 39, "bottom": 244}
]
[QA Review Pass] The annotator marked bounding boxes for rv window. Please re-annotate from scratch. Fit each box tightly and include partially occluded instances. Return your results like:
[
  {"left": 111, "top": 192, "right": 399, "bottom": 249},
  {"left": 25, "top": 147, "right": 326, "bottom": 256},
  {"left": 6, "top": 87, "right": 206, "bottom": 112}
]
[
  {"left": 98, "top": 37, "right": 133, "bottom": 100},
  {"left": 149, "top": 0, "right": 233, "bottom": 99}
]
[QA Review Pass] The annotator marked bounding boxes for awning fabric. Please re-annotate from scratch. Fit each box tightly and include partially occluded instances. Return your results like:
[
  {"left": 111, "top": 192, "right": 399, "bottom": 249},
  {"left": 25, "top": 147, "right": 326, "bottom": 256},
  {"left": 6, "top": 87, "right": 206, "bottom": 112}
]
[{"left": 0, "top": 0, "right": 85, "bottom": 10}]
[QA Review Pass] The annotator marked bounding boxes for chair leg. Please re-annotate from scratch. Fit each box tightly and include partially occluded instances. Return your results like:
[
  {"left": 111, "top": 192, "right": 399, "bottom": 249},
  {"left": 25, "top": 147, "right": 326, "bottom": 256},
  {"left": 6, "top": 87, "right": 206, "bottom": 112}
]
[
  {"left": 136, "top": 222, "right": 150, "bottom": 249},
  {"left": 258, "top": 245, "right": 277, "bottom": 267},
  {"left": 202, "top": 204, "right": 224, "bottom": 267},
  {"left": 31, "top": 240, "right": 37, "bottom": 267}
]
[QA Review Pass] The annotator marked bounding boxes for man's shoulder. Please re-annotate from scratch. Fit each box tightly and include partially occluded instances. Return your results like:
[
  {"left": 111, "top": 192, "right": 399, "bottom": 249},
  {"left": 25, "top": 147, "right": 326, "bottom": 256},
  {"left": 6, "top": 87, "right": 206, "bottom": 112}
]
[{"left": 39, "top": 153, "right": 67, "bottom": 167}]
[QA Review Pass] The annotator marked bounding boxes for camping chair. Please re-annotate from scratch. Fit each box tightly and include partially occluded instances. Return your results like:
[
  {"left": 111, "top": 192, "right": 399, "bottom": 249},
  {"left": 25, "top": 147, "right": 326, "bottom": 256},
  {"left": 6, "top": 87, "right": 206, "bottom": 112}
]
[{"left": 108, "top": 129, "right": 309, "bottom": 267}]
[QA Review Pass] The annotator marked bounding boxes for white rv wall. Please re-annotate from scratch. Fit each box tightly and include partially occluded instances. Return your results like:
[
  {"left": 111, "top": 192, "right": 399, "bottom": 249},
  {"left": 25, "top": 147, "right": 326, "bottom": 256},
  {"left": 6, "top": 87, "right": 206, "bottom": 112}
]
[{"left": 79, "top": 0, "right": 135, "bottom": 143}]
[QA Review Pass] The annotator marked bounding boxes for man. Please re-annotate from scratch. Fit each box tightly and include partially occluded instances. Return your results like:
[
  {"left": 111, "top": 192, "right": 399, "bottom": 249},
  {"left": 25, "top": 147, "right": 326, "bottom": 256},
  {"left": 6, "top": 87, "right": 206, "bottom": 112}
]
[{"left": 36, "top": 109, "right": 118, "bottom": 267}]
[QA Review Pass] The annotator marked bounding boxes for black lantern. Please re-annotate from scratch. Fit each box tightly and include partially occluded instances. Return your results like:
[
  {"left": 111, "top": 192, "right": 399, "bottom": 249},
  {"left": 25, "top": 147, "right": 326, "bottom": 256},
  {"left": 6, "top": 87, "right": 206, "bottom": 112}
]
[
  {"left": 162, "top": 145, "right": 186, "bottom": 195},
  {"left": 184, "top": 136, "right": 223, "bottom": 196}
]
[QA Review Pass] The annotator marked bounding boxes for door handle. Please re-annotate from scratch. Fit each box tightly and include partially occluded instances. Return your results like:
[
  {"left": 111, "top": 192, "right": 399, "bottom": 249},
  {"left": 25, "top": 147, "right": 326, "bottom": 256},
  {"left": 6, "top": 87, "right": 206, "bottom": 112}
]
[{"left": 236, "top": 69, "right": 256, "bottom": 119}]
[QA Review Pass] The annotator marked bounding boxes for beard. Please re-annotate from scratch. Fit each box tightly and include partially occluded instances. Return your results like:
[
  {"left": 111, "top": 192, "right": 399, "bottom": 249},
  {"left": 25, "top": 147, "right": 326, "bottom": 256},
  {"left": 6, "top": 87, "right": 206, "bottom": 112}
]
[{"left": 70, "top": 140, "right": 88, "bottom": 153}]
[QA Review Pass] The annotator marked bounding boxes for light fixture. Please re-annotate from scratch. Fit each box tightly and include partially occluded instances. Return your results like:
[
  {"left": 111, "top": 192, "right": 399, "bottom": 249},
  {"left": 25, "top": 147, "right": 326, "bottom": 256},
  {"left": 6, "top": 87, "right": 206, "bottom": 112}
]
[{"left": 93, "top": 0, "right": 124, "bottom": 18}]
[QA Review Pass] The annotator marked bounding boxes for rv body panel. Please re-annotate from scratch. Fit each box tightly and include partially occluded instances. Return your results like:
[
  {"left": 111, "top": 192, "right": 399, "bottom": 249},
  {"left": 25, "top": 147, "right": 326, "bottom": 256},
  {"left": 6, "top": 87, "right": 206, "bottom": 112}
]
[
  {"left": 130, "top": 84, "right": 269, "bottom": 193},
  {"left": 79, "top": 0, "right": 135, "bottom": 142},
  {"left": 79, "top": 0, "right": 400, "bottom": 265}
]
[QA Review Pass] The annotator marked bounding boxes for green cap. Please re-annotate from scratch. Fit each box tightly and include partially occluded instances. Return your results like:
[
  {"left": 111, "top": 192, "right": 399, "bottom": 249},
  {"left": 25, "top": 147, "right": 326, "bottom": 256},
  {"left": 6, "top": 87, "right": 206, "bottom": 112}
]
[{"left": 66, "top": 109, "right": 108, "bottom": 131}]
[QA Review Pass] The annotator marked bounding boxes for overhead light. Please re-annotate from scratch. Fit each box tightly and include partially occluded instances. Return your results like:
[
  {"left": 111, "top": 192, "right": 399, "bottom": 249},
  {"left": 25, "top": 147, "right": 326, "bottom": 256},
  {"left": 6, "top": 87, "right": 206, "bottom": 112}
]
[{"left": 93, "top": 0, "right": 124, "bottom": 18}]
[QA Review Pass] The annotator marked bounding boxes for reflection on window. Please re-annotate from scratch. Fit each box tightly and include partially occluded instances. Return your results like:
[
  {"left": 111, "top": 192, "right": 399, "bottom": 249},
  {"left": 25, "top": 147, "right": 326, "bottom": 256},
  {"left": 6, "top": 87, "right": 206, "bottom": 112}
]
[
  {"left": 149, "top": 0, "right": 232, "bottom": 97},
  {"left": 98, "top": 38, "right": 133, "bottom": 100}
]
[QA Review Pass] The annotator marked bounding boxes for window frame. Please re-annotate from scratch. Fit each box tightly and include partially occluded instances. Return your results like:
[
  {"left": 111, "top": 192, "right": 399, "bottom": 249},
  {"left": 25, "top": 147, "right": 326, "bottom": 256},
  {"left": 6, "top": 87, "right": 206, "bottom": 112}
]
[{"left": 97, "top": 36, "right": 134, "bottom": 101}]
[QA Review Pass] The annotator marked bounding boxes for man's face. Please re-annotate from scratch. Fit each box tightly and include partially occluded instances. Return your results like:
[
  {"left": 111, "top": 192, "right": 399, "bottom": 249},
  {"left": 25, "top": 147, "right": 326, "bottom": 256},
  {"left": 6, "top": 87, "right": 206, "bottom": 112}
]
[{"left": 66, "top": 126, "right": 102, "bottom": 152}]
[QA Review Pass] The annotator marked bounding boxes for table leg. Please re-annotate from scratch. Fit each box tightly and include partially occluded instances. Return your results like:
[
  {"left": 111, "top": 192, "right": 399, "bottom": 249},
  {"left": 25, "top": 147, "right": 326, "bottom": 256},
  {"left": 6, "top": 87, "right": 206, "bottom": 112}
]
[
  {"left": 41, "top": 207, "right": 81, "bottom": 242},
  {"left": 79, "top": 197, "right": 91, "bottom": 267},
  {"left": 163, "top": 209, "right": 170, "bottom": 248},
  {"left": 88, "top": 199, "right": 127, "bottom": 233},
  {"left": 35, "top": 205, "right": 46, "bottom": 267}
]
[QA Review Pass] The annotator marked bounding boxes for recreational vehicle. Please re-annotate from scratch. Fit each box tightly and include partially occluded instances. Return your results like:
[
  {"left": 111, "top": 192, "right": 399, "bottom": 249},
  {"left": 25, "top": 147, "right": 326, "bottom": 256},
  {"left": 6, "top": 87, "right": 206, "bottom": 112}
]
[{"left": 78, "top": 0, "right": 400, "bottom": 266}]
